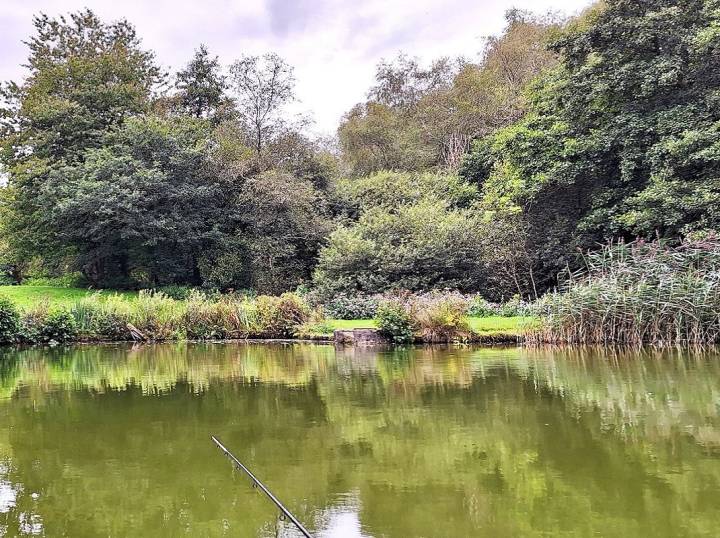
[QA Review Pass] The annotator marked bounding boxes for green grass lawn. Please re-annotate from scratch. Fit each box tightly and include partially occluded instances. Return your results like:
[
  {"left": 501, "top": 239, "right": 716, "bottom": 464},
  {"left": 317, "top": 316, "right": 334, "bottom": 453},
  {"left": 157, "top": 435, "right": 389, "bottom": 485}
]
[
  {"left": 329, "top": 319, "right": 377, "bottom": 329},
  {"left": 467, "top": 316, "right": 532, "bottom": 334},
  {"left": 0, "top": 286, "right": 136, "bottom": 309}
]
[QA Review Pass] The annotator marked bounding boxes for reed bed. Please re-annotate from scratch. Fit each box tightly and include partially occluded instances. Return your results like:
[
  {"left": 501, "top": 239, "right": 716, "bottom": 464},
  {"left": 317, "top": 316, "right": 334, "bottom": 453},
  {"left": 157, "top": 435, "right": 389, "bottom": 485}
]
[{"left": 526, "top": 239, "right": 720, "bottom": 345}]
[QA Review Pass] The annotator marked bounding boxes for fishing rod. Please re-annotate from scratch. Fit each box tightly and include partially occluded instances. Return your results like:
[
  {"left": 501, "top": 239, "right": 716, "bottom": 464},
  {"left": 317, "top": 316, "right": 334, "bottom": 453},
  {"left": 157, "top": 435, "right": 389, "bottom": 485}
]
[{"left": 211, "top": 435, "right": 313, "bottom": 538}]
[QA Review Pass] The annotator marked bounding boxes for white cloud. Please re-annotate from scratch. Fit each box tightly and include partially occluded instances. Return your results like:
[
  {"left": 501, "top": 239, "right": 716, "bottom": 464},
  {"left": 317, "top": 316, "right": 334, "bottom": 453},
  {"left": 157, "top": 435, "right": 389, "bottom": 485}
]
[{"left": 0, "top": 0, "right": 594, "bottom": 135}]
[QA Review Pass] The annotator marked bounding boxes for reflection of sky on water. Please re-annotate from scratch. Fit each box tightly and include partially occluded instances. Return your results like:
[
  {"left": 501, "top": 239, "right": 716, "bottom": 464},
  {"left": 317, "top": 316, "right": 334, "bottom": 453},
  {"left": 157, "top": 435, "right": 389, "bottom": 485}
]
[
  {"left": 315, "top": 492, "right": 371, "bottom": 538},
  {"left": 0, "top": 463, "right": 43, "bottom": 536},
  {"left": 263, "top": 491, "right": 371, "bottom": 538},
  {"left": 0, "top": 465, "right": 16, "bottom": 514},
  {"left": 17, "top": 512, "right": 43, "bottom": 536}
]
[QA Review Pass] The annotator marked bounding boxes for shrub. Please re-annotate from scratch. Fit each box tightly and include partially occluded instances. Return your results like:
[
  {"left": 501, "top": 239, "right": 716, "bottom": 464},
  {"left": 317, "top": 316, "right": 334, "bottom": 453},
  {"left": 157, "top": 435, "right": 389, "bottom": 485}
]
[
  {"left": 413, "top": 293, "right": 472, "bottom": 343},
  {"left": 128, "top": 291, "right": 184, "bottom": 340},
  {"left": 20, "top": 304, "right": 78, "bottom": 344},
  {"left": 0, "top": 295, "right": 20, "bottom": 343},
  {"left": 335, "top": 171, "right": 479, "bottom": 213},
  {"left": 225, "top": 297, "right": 261, "bottom": 338},
  {"left": 498, "top": 295, "right": 533, "bottom": 317},
  {"left": 182, "top": 291, "right": 235, "bottom": 340},
  {"left": 255, "top": 293, "right": 311, "bottom": 338},
  {"left": 376, "top": 300, "right": 416, "bottom": 344},
  {"left": 91, "top": 309, "right": 130, "bottom": 340},
  {"left": 70, "top": 297, "right": 98, "bottom": 336},
  {"left": 22, "top": 272, "right": 88, "bottom": 288},
  {"left": 70, "top": 294, "right": 130, "bottom": 341},
  {"left": 467, "top": 296, "right": 499, "bottom": 317},
  {"left": 40, "top": 309, "right": 78, "bottom": 343},
  {"left": 19, "top": 303, "right": 49, "bottom": 343},
  {"left": 312, "top": 200, "right": 487, "bottom": 297},
  {"left": 322, "top": 293, "right": 380, "bottom": 319}
]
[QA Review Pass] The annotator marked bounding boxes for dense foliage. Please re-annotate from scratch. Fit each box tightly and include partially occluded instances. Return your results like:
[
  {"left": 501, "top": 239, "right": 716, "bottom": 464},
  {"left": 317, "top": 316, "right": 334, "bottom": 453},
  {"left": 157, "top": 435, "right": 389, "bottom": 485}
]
[
  {"left": 0, "top": 10, "right": 330, "bottom": 292},
  {"left": 44, "top": 116, "right": 224, "bottom": 287},
  {"left": 313, "top": 172, "right": 489, "bottom": 297},
  {"left": 0, "top": 296, "right": 20, "bottom": 343},
  {"left": 338, "top": 10, "right": 562, "bottom": 173},
  {"left": 376, "top": 300, "right": 417, "bottom": 344},
  {"left": 1, "top": 3, "right": 719, "bottom": 310},
  {"left": 462, "top": 0, "right": 720, "bottom": 291}
]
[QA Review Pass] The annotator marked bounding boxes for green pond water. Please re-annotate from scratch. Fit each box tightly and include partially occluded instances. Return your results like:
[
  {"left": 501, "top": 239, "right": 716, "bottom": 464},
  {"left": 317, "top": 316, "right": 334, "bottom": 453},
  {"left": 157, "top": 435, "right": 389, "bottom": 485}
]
[{"left": 0, "top": 344, "right": 719, "bottom": 537}]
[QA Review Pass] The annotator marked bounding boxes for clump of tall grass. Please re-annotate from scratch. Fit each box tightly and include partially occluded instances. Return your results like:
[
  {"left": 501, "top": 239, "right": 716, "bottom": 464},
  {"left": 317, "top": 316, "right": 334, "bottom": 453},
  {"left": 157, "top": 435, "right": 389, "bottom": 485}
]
[
  {"left": 412, "top": 292, "right": 472, "bottom": 343},
  {"left": 18, "top": 301, "right": 50, "bottom": 343},
  {"left": 128, "top": 291, "right": 184, "bottom": 340},
  {"left": 526, "top": 239, "right": 720, "bottom": 345},
  {"left": 72, "top": 291, "right": 184, "bottom": 341},
  {"left": 182, "top": 291, "right": 229, "bottom": 339},
  {"left": 377, "top": 291, "right": 473, "bottom": 343},
  {"left": 181, "top": 291, "right": 260, "bottom": 339},
  {"left": 255, "top": 293, "right": 311, "bottom": 338},
  {"left": 70, "top": 293, "right": 131, "bottom": 341}
]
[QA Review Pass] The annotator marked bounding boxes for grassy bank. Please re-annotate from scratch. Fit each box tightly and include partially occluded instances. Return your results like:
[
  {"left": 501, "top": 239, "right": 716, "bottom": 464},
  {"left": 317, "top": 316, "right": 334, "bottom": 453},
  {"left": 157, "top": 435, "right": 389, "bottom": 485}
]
[
  {"left": 0, "top": 286, "right": 136, "bottom": 308},
  {"left": 0, "top": 286, "right": 528, "bottom": 344}
]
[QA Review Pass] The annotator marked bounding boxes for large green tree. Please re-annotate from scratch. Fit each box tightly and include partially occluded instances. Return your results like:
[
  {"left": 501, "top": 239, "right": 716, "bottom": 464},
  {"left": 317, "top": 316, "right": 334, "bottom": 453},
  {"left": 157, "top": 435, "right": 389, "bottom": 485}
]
[
  {"left": 41, "top": 116, "right": 224, "bottom": 287},
  {"left": 200, "top": 170, "right": 331, "bottom": 294},
  {"left": 462, "top": 0, "right": 720, "bottom": 290},
  {"left": 0, "top": 9, "right": 162, "bottom": 278},
  {"left": 172, "top": 45, "right": 229, "bottom": 120}
]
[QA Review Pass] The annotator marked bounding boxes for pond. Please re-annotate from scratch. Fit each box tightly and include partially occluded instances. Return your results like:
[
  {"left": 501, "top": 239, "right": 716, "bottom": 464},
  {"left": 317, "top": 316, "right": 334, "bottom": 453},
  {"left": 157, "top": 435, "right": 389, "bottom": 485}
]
[{"left": 0, "top": 343, "right": 719, "bottom": 537}]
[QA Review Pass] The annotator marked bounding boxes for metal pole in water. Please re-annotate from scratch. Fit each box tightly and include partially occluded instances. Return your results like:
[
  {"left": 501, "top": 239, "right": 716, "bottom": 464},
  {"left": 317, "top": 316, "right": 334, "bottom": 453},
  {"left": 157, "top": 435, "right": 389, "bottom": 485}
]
[{"left": 211, "top": 435, "right": 313, "bottom": 538}]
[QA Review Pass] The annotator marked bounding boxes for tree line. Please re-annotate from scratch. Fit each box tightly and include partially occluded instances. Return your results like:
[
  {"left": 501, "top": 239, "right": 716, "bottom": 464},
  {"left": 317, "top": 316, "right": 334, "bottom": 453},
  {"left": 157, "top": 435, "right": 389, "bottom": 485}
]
[{"left": 1, "top": 1, "right": 718, "bottom": 301}]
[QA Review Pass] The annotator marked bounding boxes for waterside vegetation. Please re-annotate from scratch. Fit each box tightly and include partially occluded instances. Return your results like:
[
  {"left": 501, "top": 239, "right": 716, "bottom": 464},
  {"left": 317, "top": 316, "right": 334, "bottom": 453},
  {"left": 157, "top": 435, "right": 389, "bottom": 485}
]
[
  {"left": 528, "top": 239, "right": 720, "bottom": 346},
  {"left": 2, "top": 2, "right": 720, "bottom": 346},
  {"left": 0, "top": 287, "right": 529, "bottom": 345}
]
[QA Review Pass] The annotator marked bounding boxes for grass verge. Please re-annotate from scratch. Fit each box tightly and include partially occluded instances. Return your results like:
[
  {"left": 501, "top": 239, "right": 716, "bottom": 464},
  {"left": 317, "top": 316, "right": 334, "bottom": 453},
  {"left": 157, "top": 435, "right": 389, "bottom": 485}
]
[{"left": 0, "top": 286, "right": 136, "bottom": 309}]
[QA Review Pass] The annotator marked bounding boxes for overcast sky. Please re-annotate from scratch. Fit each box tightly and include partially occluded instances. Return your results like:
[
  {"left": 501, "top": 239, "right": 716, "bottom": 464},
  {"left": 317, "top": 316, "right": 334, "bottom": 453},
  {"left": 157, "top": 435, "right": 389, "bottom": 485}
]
[{"left": 0, "top": 0, "right": 593, "bottom": 135}]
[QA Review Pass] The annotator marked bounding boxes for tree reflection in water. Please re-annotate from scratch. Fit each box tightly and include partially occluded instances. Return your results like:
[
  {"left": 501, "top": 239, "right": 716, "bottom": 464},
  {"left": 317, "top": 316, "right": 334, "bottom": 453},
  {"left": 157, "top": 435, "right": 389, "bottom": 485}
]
[{"left": 0, "top": 343, "right": 719, "bottom": 537}]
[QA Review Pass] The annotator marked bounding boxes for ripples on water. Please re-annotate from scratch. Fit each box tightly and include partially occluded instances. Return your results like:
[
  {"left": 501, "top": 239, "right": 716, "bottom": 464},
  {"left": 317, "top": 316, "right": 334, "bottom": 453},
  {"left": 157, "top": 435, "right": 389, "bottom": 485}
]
[{"left": 0, "top": 343, "right": 719, "bottom": 537}]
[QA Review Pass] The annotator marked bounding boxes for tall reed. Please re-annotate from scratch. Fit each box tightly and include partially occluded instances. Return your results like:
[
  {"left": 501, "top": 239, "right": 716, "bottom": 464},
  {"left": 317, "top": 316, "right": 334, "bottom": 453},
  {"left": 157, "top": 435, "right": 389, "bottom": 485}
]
[{"left": 526, "top": 239, "right": 720, "bottom": 345}]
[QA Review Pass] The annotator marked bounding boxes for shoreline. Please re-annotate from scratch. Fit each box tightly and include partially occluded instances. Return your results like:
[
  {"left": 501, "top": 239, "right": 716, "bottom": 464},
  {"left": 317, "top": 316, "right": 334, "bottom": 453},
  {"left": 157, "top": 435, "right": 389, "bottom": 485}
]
[{"left": 0, "top": 334, "right": 523, "bottom": 349}]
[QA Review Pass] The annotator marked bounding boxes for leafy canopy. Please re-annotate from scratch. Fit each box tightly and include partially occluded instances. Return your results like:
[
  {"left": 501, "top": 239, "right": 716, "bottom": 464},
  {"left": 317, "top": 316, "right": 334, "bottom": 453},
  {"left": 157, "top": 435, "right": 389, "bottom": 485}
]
[{"left": 462, "top": 0, "right": 720, "bottom": 288}]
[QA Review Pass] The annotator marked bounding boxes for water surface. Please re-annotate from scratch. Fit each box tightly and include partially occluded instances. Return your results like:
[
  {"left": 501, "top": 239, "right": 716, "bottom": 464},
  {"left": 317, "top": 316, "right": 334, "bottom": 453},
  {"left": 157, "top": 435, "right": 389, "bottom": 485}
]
[{"left": 0, "top": 343, "right": 719, "bottom": 537}]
